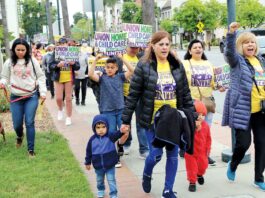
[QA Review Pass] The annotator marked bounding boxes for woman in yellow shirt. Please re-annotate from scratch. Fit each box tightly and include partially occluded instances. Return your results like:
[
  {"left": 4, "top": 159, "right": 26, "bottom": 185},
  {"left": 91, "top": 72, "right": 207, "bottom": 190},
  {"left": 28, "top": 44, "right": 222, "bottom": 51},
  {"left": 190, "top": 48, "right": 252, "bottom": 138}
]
[{"left": 182, "top": 39, "right": 225, "bottom": 165}]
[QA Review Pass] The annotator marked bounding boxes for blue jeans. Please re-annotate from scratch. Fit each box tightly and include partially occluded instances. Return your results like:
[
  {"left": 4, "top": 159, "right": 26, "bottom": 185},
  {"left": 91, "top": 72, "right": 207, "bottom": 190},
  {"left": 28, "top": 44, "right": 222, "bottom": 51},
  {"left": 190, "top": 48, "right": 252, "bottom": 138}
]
[
  {"left": 102, "top": 109, "right": 123, "bottom": 133},
  {"left": 10, "top": 92, "right": 39, "bottom": 151},
  {"left": 124, "top": 101, "right": 149, "bottom": 154},
  {"left": 144, "top": 128, "right": 179, "bottom": 191},
  {"left": 95, "top": 167, "right": 117, "bottom": 198}
]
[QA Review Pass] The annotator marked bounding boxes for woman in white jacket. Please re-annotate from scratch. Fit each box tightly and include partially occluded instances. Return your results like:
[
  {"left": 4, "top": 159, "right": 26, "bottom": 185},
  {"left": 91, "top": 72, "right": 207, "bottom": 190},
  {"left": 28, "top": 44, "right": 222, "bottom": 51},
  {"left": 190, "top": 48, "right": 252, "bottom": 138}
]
[{"left": 0, "top": 38, "right": 46, "bottom": 157}]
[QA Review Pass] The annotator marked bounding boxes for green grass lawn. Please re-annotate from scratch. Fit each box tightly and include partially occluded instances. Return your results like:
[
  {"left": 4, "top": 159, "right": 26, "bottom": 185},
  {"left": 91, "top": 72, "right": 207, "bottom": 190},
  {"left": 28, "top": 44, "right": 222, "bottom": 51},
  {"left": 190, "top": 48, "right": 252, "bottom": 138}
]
[{"left": 0, "top": 132, "right": 94, "bottom": 198}]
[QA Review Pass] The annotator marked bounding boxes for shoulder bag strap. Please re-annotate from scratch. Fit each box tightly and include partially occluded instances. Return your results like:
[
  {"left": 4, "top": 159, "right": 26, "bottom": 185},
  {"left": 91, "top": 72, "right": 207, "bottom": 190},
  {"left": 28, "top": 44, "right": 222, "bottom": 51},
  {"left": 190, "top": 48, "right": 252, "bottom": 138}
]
[{"left": 188, "top": 60, "right": 203, "bottom": 100}]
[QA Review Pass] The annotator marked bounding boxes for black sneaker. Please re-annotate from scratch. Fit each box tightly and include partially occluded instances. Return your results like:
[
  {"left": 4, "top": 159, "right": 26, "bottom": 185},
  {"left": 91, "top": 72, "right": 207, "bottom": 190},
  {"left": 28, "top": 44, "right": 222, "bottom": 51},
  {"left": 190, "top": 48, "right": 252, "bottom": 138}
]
[
  {"left": 197, "top": 175, "right": 204, "bottom": 185},
  {"left": 16, "top": 134, "right": 24, "bottom": 148},
  {"left": 162, "top": 189, "right": 177, "bottom": 198},
  {"left": 117, "top": 142, "right": 124, "bottom": 156},
  {"left": 188, "top": 183, "right": 196, "bottom": 192},
  {"left": 28, "top": 150, "right": 35, "bottom": 157},
  {"left": 142, "top": 175, "right": 152, "bottom": 193},
  {"left": 179, "top": 149, "right": 185, "bottom": 158},
  {"left": 208, "top": 157, "right": 216, "bottom": 166},
  {"left": 76, "top": 100, "right": 80, "bottom": 105},
  {"left": 81, "top": 101, "right": 86, "bottom": 106}
]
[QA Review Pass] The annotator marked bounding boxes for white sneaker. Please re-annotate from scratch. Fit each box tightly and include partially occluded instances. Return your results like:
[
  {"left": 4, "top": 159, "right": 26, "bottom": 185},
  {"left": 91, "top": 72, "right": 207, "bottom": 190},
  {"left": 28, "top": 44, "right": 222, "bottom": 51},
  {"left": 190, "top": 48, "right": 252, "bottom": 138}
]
[
  {"left": 65, "top": 117, "right": 72, "bottom": 126},
  {"left": 115, "top": 161, "right": 122, "bottom": 168},
  {"left": 57, "top": 111, "right": 63, "bottom": 121},
  {"left": 139, "top": 152, "right": 149, "bottom": 160},
  {"left": 124, "top": 146, "right": 130, "bottom": 155}
]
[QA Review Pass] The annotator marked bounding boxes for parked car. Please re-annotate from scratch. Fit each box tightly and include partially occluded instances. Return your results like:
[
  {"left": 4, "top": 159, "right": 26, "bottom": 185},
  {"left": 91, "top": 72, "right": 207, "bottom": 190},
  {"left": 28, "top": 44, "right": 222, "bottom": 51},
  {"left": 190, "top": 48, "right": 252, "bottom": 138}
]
[
  {"left": 257, "top": 36, "right": 265, "bottom": 58},
  {"left": 219, "top": 28, "right": 265, "bottom": 54}
]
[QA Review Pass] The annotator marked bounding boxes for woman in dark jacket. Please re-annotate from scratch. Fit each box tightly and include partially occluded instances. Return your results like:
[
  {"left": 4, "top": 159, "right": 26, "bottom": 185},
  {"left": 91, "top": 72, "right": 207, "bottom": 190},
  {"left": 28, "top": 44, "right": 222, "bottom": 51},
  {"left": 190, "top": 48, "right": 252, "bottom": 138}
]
[
  {"left": 121, "top": 31, "right": 194, "bottom": 197},
  {"left": 223, "top": 22, "right": 265, "bottom": 191}
]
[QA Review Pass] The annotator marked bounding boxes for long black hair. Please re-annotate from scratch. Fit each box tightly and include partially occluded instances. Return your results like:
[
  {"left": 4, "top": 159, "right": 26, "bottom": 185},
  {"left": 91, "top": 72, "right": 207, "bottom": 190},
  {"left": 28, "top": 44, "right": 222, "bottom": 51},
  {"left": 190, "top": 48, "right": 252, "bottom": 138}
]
[
  {"left": 11, "top": 38, "right": 31, "bottom": 66},
  {"left": 183, "top": 39, "right": 208, "bottom": 60}
]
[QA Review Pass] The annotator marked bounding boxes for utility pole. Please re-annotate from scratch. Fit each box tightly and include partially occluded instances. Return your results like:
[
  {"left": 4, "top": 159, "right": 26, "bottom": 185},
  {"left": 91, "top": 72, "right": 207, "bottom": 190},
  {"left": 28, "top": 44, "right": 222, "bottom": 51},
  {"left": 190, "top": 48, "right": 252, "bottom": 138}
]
[
  {"left": 91, "top": 0, "right": 96, "bottom": 34},
  {"left": 56, "top": 0, "right": 61, "bottom": 35},
  {"left": 221, "top": 0, "right": 251, "bottom": 164},
  {"left": 0, "top": 0, "right": 11, "bottom": 58},
  {"left": 46, "top": 0, "right": 54, "bottom": 44}
]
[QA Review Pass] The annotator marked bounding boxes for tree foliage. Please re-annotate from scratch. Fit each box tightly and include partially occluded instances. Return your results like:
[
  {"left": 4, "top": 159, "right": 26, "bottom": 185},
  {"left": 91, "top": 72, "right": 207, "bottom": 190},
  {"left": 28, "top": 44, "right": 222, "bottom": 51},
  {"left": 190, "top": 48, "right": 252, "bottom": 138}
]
[
  {"left": 121, "top": 2, "right": 142, "bottom": 23},
  {"left": 21, "top": 0, "right": 56, "bottom": 39},
  {"left": 159, "top": 19, "right": 175, "bottom": 33},
  {"left": 71, "top": 18, "right": 104, "bottom": 41},
  {"left": 236, "top": 0, "right": 265, "bottom": 28},
  {"left": 73, "top": 12, "right": 88, "bottom": 25},
  {"left": 173, "top": 0, "right": 226, "bottom": 33}
]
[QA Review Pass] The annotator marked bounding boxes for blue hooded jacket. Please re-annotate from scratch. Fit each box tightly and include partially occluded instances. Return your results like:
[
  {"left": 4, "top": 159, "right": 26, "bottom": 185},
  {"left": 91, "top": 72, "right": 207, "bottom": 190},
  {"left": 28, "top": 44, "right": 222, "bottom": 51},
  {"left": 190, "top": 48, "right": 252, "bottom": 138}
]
[{"left": 85, "top": 114, "right": 122, "bottom": 170}]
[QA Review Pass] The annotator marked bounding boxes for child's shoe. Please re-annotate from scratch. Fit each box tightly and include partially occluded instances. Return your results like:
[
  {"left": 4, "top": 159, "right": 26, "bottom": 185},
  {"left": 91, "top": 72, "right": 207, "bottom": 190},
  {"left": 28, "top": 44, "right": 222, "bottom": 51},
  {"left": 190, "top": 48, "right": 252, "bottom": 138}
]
[
  {"left": 57, "top": 110, "right": 63, "bottom": 120},
  {"left": 65, "top": 117, "right": 72, "bottom": 126},
  {"left": 142, "top": 174, "right": 152, "bottom": 193},
  {"left": 161, "top": 189, "right": 177, "bottom": 198},
  {"left": 253, "top": 181, "right": 265, "bottom": 191},
  {"left": 115, "top": 160, "right": 122, "bottom": 168},
  {"left": 188, "top": 183, "right": 196, "bottom": 192},
  {"left": 227, "top": 161, "right": 236, "bottom": 181},
  {"left": 97, "top": 190, "right": 104, "bottom": 198},
  {"left": 197, "top": 175, "right": 204, "bottom": 185}
]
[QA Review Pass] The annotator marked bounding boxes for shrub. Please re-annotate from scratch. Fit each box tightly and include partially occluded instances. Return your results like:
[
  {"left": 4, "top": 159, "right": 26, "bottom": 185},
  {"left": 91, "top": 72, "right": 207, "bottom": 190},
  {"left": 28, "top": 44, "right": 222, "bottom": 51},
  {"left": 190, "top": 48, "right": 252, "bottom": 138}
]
[{"left": 0, "top": 89, "right": 10, "bottom": 112}]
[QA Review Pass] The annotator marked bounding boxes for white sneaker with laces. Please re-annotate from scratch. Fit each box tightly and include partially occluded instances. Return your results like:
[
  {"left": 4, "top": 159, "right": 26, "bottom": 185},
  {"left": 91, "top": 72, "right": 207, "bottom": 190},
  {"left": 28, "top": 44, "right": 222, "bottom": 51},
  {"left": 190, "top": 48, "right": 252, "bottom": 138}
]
[
  {"left": 65, "top": 117, "right": 72, "bottom": 126},
  {"left": 139, "top": 152, "right": 149, "bottom": 160},
  {"left": 57, "top": 111, "right": 63, "bottom": 121}
]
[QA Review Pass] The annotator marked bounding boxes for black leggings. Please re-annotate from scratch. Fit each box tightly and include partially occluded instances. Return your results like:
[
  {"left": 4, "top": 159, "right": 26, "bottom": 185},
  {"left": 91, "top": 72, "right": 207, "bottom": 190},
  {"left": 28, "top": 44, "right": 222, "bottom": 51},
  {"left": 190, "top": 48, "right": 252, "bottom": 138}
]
[
  {"left": 74, "top": 78, "right": 88, "bottom": 102},
  {"left": 231, "top": 111, "right": 265, "bottom": 182}
]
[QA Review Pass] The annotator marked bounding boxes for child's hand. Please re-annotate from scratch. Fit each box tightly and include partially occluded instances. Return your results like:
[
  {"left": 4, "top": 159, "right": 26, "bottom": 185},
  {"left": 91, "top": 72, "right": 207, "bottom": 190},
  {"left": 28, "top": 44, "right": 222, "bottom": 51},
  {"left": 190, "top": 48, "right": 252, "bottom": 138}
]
[
  {"left": 119, "top": 131, "right": 129, "bottom": 145},
  {"left": 120, "top": 124, "right": 130, "bottom": 134},
  {"left": 195, "top": 120, "right": 202, "bottom": 131},
  {"left": 85, "top": 165, "right": 91, "bottom": 170},
  {"left": 117, "top": 53, "right": 123, "bottom": 60},
  {"left": 95, "top": 54, "right": 102, "bottom": 61}
]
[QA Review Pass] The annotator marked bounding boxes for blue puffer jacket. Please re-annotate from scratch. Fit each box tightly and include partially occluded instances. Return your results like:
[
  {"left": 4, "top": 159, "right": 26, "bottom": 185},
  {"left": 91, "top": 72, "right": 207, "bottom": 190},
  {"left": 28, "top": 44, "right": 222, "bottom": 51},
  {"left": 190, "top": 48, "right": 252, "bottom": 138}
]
[
  {"left": 85, "top": 114, "right": 122, "bottom": 170},
  {"left": 222, "top": 32, "right": 265, "bottom": 130}
]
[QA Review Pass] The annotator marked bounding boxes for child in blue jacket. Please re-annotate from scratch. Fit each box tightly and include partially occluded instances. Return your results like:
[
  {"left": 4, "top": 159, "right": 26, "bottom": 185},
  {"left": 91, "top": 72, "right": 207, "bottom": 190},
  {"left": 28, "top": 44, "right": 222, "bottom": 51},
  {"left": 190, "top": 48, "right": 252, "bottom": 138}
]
[{"left": 85, "top": 114, "right": 128, "bottom": 198}]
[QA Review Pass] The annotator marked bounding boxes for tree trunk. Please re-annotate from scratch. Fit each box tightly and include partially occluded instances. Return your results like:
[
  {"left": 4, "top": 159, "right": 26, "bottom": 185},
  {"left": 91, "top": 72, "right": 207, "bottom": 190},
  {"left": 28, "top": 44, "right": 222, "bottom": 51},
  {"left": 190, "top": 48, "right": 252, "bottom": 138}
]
[
  {"left": 0, "top": 0, "right": 11, "bottom": 58},
  {"left": 142, "top": 0, "right": 156, "bottom": 32},
  {"left": 46, "top": 0, "right": 54, "bottom": 44},
  {"left": 60, "top": 0, "right": 71, "bottom": 37}
]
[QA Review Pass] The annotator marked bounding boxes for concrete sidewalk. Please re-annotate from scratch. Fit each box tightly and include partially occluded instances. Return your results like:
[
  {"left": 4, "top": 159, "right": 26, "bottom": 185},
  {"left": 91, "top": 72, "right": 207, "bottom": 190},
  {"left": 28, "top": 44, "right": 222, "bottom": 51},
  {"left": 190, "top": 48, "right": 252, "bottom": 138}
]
[{"left": 45, "top": 89, "right": 263, "bottom": 198}]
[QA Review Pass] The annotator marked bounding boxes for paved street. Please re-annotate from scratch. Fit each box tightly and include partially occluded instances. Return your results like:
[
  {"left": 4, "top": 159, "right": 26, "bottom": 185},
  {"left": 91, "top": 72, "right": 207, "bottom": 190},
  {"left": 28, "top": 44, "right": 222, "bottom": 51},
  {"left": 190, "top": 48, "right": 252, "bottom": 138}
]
[{"left": 45, "top": 48, "right": 263, "bottom": 198}]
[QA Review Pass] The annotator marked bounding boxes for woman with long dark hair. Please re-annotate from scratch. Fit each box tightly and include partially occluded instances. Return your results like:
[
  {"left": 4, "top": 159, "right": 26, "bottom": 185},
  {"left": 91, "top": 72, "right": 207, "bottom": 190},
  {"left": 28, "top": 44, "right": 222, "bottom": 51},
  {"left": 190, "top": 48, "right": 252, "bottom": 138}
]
[{"left": 0, "top": 38, "right": 46, "bottom": 157}]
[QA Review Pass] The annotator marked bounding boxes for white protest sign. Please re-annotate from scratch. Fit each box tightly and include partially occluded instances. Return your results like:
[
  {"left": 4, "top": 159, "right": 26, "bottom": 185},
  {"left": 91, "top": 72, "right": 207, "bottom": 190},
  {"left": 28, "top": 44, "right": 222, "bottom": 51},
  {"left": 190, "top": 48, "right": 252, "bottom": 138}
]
[
  {"left": 121, "top": 23, "right": 152, "bottom": 47},
  {"left": 55, "top": 46, "right": 80, "bottom": 62},
  {"left": 94, "top": 32, "right": 128, "bottom": 56}
]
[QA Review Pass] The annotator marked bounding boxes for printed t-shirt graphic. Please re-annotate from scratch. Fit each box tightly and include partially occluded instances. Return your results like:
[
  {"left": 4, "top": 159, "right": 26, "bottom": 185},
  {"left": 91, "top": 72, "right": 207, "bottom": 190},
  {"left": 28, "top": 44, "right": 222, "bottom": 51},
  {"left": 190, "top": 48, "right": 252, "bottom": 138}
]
[
  {"left": 247, "top": 56, "right": 265, "bottom": 113},
  {"left": 183, "top": 59, "right": 214, "bottom": 99},
  {"left": 153, "top": 61, "right": 176, "bottom": 119},
  {"left": 59, "top": 63, "right": 71, "bottom": 83}
]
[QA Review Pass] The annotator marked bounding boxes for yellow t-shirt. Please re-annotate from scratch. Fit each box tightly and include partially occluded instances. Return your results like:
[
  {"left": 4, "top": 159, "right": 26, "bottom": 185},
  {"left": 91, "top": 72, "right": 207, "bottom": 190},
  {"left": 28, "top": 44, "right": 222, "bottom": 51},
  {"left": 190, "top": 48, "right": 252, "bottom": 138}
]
[
  {"left": 182, "top": 59, "right": 215, "bottom": 100},
  {"left": 153, "top": 61, "right": 177, "bottom": 120},
  {"left": 59, "top": 64, "right": 72, "bottom": 83},
  {"left": 123, "top": 54, "right": 138, "bottom": 97},
  {"left": 247, "top": 57, "right": 265, "bottom": 113}
]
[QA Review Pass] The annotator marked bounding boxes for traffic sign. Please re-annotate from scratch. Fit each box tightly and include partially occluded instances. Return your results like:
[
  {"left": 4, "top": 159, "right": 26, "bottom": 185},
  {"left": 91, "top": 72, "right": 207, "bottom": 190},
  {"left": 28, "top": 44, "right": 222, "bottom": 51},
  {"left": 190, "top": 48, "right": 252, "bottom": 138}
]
[{"left": 197, "top": 21, "right": 204, "bottom": 33}]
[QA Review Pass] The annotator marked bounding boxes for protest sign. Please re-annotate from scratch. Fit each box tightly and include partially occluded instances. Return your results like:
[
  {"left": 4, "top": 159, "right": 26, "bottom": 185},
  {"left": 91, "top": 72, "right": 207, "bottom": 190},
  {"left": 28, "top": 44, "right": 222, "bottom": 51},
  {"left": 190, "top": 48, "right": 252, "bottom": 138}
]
[
  {"left": 214, "top": 64, "right": 230, "bottom": 89},
  {"left": 55, "top": 46, "right": 80, "bottom": 62},
  {"left": 121, "top": 23, "right": 152, "bottom": 47},
  {"left": 88, "top": 57, "right": 108, "bottom": 73},
  {"left": 94, "top": 32, "right": 128, "bottom": 56}
]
